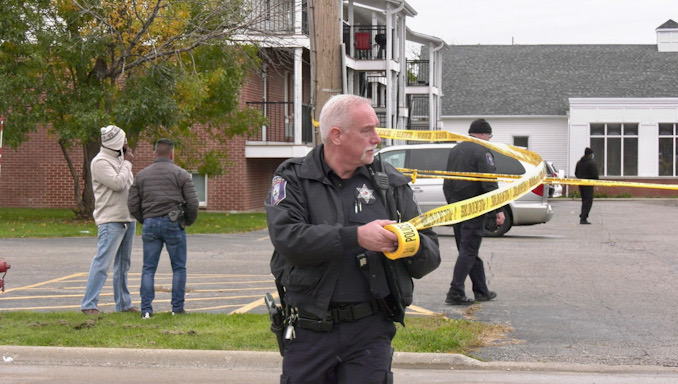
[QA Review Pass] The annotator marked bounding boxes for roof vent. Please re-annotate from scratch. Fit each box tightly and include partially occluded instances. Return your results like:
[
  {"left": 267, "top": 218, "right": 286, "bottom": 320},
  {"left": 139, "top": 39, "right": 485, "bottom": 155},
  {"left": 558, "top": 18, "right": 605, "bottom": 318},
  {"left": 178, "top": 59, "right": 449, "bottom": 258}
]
[{"left": 657, "top": 19, "right": 678, "bottom": 52}]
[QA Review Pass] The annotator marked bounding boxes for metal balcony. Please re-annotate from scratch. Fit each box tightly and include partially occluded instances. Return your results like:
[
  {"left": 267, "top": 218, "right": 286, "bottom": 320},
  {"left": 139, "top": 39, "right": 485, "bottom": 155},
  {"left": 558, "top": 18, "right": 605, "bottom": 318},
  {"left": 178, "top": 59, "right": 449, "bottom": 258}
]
[{"left": 246, "top": 101, "right": 313, "bottom": 144}]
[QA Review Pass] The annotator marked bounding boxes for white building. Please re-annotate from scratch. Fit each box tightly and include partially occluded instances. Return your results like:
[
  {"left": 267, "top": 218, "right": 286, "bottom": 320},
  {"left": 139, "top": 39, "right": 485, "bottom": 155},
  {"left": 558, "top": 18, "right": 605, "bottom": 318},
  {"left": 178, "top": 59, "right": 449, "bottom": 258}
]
[{"left": 439, "top": 19, "right": 678, "bottom": 196}]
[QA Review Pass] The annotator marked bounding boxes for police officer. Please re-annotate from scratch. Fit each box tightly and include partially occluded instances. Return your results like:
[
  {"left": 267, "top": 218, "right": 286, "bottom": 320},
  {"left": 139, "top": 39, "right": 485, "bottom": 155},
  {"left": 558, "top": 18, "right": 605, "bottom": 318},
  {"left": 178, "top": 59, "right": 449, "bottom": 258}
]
[
  {"left": 442, "top": 118, "right": 504, "bottom": 305},
  {"left": 265, "top": 94, "right": 440, "bottom": 383}
]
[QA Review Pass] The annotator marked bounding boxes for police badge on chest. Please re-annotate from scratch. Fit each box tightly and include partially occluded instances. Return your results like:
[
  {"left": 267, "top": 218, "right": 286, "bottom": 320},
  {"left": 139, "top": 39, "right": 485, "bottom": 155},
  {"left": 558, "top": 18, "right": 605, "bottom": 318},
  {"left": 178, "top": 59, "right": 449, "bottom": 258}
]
[{"left": 354, "top": 183, "right": 376, "bottom": 213}]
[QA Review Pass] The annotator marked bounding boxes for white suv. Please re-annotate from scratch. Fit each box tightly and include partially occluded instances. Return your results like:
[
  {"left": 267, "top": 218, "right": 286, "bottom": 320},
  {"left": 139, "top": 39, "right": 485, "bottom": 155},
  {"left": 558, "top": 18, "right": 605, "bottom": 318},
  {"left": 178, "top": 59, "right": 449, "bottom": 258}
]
[{"left": 377, "top": 143, "right": 554, "bottom": 237}]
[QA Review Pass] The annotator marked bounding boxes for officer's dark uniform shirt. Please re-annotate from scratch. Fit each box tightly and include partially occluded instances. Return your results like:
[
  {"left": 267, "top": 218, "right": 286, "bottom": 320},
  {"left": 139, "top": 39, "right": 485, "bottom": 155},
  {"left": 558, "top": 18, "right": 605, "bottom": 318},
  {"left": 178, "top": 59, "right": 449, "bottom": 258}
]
[
  {"left": 322, "top": 158, "right": 388, "bottom": 304},
  {"left": 443, "top": 141, "right": 499, "bottom": 203}
]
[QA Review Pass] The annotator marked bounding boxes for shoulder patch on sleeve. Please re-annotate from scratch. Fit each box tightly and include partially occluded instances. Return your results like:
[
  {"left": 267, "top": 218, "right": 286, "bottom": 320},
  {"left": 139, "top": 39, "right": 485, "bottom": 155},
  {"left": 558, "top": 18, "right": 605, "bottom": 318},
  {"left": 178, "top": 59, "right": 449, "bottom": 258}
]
[
  {"left": 270, "top": 176, "right": 287, "bottom": 206},
  {"left": 486, "top": 152, "right": 495, "bottom": 166}
]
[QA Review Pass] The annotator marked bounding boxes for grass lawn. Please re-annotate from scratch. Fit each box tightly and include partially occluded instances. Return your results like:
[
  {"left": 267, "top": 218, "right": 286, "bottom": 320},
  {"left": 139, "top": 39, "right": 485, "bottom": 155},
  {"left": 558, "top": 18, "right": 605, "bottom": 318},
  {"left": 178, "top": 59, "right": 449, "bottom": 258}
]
[
  {"left": 0, "top": 207, "right": 507, "bottom": 356},
  {"left": 0, "top": 311, "right": 506, "bottom": 355},
  {"left": 0, "top": 208, "right": 267, "bottom": 238}
]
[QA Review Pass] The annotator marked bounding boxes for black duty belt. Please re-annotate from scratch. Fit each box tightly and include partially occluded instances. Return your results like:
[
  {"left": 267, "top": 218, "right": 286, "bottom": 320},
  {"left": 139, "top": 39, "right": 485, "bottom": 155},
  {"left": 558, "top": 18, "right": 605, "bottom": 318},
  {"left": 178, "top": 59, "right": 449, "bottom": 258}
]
[{"left": 296, "top": 301, "right": 380, "bottom": 332}]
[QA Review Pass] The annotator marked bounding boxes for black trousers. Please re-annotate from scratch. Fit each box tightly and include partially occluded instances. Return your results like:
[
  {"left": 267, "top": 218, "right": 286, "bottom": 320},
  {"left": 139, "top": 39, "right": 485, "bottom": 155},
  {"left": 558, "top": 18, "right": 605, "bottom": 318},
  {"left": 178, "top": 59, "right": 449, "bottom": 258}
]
[
  {"left": 449, "top": 214, "right": 489, "bottom": 298},
  {"left": 280, "top": 313, "right": 395, "bottom": 384},
  {"left": 579, "top": 185, "right": 594, "bottom": 220}
]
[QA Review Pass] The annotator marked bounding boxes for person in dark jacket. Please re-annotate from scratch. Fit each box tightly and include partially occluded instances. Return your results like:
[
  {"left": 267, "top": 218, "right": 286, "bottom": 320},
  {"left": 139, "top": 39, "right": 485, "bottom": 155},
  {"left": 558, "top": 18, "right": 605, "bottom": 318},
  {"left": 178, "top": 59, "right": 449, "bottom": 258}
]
[
  {"left": 128, "top": 138, "right": 199, "bottom": 318},
  {"left": 575, "top": 147, "right": 599, "bottom": 224},
  {"left": 442, "top": 118, "right": 504, "bottom": 305},
  {"left": 265, "top": 94, "right": 440, "bottom": 383}
]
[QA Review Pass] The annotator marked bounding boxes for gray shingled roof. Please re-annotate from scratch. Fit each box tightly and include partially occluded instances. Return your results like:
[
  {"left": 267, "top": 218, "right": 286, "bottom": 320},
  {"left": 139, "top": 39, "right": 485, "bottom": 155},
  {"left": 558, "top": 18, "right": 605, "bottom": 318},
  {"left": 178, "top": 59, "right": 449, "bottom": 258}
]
[
  {"left": 657, "top": 19, "right": 678, "bottom": 29},
  {"left": 441, "top": 44, "right": 678, "bottom": 116}
]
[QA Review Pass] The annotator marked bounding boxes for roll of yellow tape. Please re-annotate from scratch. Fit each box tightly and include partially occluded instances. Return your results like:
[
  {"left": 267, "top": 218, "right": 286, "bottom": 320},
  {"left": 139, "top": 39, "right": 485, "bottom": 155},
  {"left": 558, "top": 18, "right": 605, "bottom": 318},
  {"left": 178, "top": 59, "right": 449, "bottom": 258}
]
[{"left": 383, "top": 222, "right": 420, "bottom": 260}]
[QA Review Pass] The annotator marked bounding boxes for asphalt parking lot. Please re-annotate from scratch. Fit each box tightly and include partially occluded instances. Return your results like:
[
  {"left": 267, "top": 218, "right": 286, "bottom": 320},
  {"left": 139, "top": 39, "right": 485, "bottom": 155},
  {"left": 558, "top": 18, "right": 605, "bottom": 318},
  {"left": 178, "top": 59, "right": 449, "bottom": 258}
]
[{"left": 1, "top": 199, "right": 677, "bottom": 369}]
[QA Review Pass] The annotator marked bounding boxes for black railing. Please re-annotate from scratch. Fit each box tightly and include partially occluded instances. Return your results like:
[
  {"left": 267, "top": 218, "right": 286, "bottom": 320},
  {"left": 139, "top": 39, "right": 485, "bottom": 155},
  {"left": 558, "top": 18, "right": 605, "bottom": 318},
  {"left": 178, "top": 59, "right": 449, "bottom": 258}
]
[
  {"left": 406, "top": 60, "right": 430, "bottom": 86},
  {"left": 248, "top": 0, "right": 308, "bottom": 34},
  {"left": 246, "top": 101, "right": 313, "bottom": 144},
  {"left": 343, "top": 24, "right": 387, "bottom": 60},
  {"left": 376, "top": 112, "right": 387, "bottom": 128},
  {"left": 406, "top": 95, "right": 435, "bottom": 143},
  {"left": 407, "top": 95, "right": 429, "bottom": 121}
]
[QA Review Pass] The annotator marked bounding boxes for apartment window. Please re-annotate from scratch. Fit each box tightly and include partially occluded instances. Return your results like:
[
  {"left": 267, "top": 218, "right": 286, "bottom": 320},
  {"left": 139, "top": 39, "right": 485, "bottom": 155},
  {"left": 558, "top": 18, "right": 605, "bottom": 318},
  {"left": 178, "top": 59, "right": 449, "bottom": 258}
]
[
  {"left": 513, "top": 136, "right": 529, "bottom": 149},
  {"left": 658, "top": 123, "right": 678, "bottom": 176},
  {"left": 192, "top": 173, "right": 207, "bottom": 208}
]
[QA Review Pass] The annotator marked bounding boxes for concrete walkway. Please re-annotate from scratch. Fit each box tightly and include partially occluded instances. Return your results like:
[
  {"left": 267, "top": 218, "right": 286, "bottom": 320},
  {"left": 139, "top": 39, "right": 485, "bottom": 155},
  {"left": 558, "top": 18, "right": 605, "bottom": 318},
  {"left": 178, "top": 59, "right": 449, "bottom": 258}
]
[{"left": 3, "top": 345, "right": 678, "bottom": 383}]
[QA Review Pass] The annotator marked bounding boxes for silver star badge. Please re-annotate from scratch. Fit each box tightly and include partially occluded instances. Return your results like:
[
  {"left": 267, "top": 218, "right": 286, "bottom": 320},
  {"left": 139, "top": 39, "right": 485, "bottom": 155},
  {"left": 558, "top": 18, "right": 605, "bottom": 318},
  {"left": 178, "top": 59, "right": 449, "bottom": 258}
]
[{"left": 356, "top": 184, "right": 375, "bottom": 204}]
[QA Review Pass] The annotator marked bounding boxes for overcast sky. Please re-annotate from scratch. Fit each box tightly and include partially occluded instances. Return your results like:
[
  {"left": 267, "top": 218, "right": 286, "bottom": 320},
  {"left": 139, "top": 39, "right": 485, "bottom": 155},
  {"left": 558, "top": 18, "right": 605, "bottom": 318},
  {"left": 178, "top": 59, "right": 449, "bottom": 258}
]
[{"left": 405, "top": 0, "right": 678, "bottom": 45}]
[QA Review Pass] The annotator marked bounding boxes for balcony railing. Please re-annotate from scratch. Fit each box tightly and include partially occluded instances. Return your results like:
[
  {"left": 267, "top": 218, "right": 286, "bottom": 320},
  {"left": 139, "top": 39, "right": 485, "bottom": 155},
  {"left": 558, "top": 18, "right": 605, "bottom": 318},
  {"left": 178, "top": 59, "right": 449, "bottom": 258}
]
[
  {"left": 407, "top": 95, "right": 429, "bottom": 121},
  {"left": 247, "top": 101, "right": 313, "bottom": 144},
  {"left": 406, "top": 60, "right": 429, "bottom": 86},
  {"left": 248, "top": 0, "right": 308, "bottom": 34},
  {"left": 406, "top": 95, "right": 436, "bottom": 143},
  {"left": 343, "top": 24, "right": 387, "bottom": 60}
]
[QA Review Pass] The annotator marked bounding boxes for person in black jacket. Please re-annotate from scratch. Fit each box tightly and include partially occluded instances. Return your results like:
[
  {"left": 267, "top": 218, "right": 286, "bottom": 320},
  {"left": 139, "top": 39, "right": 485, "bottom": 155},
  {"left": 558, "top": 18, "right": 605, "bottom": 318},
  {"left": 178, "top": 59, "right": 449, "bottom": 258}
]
[
  {"left": 442, "top": 119, "right": 504, "bottom": 305},
  {"left": 128, "top": 138, "right": 199, "bottom": 318},
  {"left": 265, "top": 94, "right": 440, "bottom": 383},
  {"left": 575, "top": 147, "right": 599, "bottom": 224}
]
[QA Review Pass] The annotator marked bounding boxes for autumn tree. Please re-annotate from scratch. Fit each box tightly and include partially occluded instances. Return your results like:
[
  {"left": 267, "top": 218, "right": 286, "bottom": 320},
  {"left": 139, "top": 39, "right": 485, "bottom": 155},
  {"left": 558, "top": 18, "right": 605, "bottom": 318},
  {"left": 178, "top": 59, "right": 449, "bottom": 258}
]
[{"left": 0, "top": 0, "right": 271, "bottom": 217}]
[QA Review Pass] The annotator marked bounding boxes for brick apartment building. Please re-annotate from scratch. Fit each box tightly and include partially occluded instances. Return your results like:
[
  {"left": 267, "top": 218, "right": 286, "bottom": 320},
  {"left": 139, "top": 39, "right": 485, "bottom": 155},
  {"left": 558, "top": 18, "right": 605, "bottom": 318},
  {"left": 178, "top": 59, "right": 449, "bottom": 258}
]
[{"left": 0, "top": 0, "right": 446, "bottom": 212}]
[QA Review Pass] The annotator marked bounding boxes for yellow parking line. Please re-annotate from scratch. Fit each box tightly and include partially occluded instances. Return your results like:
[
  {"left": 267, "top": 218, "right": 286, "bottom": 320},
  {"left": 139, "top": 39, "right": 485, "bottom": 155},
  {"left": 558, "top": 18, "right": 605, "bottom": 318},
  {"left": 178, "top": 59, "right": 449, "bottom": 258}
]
[
  {"left": 2, "top": 303, "right": 116, "bottom": 311},
  {"left": 193, "top": 304, "right": 252, "bottom": 311},
  {"left": 230, "top": 292, "right": 279, "bottom": 314},
  {"left": 407, "top": 304, "right": 441, "bottom": 316},
  {"left": 1, "top": 273, "right": 87, "bottom": 295},
  {"left": 0, "top": 294, "right": 87, "bottom": 300},
  {"left": 186, "top": 280, "right": 274, "bottom": 286}
]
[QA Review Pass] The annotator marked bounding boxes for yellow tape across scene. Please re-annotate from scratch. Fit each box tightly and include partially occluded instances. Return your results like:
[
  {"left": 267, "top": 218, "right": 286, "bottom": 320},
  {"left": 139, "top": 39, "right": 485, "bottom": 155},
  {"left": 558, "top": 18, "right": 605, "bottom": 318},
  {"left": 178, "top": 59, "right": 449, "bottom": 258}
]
[
  {"left": 378, "top": 129, "right": 546, "bottom": 259},
  {"left": 396, "top": 168, "right": 678, "bottom": 191},
  {"left": 362, "top": 128, "right": 676, "bottom": 259}
]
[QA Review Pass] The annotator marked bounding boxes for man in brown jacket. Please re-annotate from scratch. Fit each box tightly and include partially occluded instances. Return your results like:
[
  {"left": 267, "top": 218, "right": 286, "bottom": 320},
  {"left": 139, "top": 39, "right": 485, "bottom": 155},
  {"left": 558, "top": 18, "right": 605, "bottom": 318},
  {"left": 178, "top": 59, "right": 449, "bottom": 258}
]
[{"left": 128, "top": 138, "right": 199, "bottom": 318}]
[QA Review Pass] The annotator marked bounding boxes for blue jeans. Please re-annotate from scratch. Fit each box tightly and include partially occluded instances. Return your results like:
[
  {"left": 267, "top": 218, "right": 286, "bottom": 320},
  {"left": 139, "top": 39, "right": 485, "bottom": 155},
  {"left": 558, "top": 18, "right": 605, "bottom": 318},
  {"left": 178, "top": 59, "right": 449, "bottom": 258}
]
[
  {"left": 140, "top": 217, "right": 187, "bottom": 314},
  {"left": 81, "top": 221, "right": 136, "bottom": 312}
]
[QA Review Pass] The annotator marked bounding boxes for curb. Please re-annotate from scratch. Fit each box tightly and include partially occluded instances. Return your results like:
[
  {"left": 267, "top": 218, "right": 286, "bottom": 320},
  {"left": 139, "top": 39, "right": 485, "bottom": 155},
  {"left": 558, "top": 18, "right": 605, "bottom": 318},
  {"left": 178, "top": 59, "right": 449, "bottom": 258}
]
[
  {"left": 4, "top": 346, "right": 678, "bottom": 374},
  {"left": 0, "top": 345, "right": 484, "bottom": 371}
]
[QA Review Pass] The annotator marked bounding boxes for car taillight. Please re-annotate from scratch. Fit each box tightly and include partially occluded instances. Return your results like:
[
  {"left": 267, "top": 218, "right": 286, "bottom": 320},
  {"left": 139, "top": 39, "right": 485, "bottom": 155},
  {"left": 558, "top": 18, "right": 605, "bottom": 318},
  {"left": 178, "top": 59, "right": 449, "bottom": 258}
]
[{"left": 532, "top": 184, "right": 545, "bottom": 196}]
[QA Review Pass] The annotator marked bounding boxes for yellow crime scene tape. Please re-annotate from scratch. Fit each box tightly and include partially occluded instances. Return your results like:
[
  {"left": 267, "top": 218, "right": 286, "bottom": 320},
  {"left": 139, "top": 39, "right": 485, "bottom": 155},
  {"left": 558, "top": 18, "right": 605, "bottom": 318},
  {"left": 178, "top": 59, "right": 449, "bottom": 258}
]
[
  {"left": 396, "top": 168, "right": 678, "bottom": 191},
  {"left": 375, "top": 128, "right": 678, "bottom": 259},
  {"left": 310, "top": 115, "right": 678, "bottom": 259},
  {"left": 377, "top": 129, "right": 546, "bottom": 260}
]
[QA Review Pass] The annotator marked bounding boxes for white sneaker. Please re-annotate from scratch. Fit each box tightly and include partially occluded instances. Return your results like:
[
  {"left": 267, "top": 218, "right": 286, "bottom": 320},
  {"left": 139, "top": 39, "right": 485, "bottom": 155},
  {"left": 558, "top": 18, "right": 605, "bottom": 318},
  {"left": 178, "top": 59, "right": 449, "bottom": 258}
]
[{"left": 142, "top": 312, "right": 151, "bottom": 319}]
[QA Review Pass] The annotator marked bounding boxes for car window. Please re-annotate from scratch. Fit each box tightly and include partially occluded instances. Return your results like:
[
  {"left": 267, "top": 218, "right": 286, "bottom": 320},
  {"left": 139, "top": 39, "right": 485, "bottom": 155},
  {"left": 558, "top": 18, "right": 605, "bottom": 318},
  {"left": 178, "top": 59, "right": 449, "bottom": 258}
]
[
  {"left": 490, "top": 150, "right": 525, "bottom": 175},
  {"left": 408, "top": 148, "right": 451, "bottom": 171},
  {"left": 380, "top": 149, "right": 406, "bottom": 168}
]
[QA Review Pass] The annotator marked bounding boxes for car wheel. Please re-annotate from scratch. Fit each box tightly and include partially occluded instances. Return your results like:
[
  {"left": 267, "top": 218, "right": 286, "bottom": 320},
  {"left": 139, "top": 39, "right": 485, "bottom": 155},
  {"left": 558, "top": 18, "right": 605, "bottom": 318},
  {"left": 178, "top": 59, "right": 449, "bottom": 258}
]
[{"left": 484, "top": 206, "right": 512, "bottom": 237}]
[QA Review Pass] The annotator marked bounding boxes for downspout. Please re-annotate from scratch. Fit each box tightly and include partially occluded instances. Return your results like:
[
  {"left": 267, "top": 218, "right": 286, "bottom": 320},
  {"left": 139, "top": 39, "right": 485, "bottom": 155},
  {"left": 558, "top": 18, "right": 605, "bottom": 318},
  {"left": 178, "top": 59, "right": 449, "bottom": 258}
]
[
  {"left": 430, "top": 41, "right": 445, "bottom": 130},
  {"left": 385, "top": 0, "right": 405, "bottom": 131},
  {"left": 308, "top": 0, "right": 317, "bottom": 143}
]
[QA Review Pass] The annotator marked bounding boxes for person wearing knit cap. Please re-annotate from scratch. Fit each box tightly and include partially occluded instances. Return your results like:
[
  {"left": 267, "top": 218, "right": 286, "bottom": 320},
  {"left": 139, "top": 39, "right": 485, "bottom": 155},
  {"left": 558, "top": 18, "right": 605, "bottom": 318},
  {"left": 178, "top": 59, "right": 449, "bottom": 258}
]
[
  {"left": 442, "top": 118, "right": 503, "bottom": 305},
  {"left": 575, "top": 147, "right": 599, "bottom": 224},
  {"left": 81, "top": 125, "right": 139, "bottom": 315}
]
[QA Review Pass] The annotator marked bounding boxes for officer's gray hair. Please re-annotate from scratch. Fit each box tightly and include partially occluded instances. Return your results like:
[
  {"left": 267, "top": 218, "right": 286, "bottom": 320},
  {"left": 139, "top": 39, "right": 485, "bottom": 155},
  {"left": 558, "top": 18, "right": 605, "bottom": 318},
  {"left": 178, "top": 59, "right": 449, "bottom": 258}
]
[{"left": 318, "top": 94, "right": 372, "bottom": 144}]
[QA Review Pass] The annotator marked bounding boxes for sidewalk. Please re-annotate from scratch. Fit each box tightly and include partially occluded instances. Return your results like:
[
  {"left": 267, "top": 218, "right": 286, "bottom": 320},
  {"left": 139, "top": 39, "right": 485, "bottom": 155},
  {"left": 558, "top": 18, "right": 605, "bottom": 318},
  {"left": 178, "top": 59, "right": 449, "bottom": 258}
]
[{"left": 3, "top": 345, "right": 678, "bottom": 384}]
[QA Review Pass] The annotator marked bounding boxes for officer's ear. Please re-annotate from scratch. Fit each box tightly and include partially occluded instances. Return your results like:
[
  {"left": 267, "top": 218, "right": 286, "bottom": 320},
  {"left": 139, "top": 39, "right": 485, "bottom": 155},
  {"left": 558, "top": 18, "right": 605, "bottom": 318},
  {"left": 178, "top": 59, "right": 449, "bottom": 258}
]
[{"left": 328, "top": 126, "right": 343, "bottom": 145}]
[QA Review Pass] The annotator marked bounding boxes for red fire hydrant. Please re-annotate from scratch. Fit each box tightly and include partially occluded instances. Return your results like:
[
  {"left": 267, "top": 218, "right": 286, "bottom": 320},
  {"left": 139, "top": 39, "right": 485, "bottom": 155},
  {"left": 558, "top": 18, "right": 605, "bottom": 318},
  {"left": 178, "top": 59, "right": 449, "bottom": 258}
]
[{"left": 0, "top": 260, "right": 10, "bottom": 292}]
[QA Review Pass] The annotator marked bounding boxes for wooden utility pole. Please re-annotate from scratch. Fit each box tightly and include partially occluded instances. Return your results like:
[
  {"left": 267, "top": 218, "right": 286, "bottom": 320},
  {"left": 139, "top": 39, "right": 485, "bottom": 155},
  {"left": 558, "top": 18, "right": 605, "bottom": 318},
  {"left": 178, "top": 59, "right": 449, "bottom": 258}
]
[{"left": 309, "top": 0, "right": 343, "bottom": 144}]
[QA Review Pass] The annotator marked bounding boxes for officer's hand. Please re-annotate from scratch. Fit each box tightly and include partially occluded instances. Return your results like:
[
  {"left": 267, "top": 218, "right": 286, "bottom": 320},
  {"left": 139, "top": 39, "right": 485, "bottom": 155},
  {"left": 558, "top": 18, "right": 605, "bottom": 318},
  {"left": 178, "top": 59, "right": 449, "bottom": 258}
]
[
  {"left": 357, "top": 220, "right": 398, "bottom": 253},
  {"left": 496, "top": 211, "right": 505, "bottom": 226}
]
